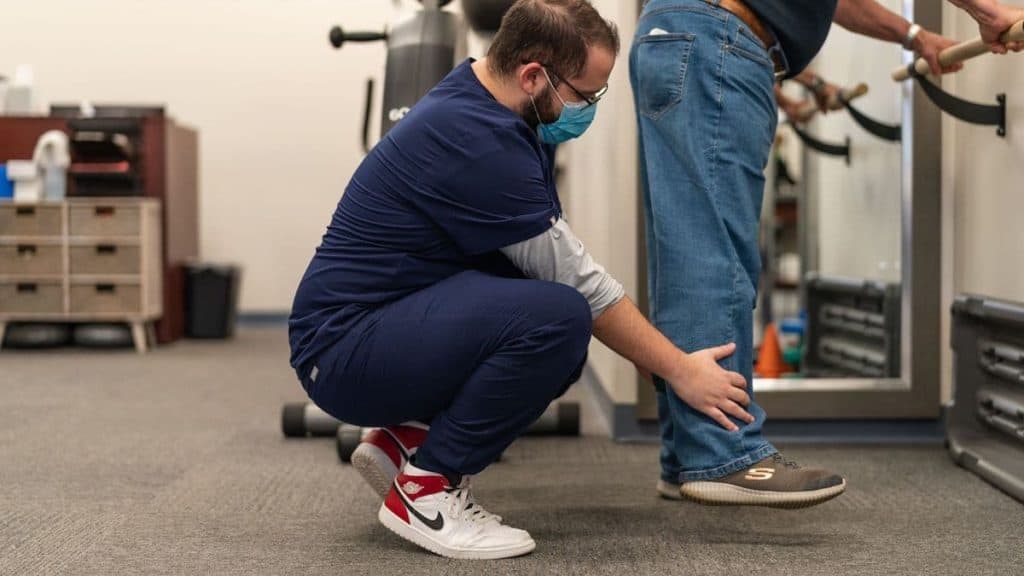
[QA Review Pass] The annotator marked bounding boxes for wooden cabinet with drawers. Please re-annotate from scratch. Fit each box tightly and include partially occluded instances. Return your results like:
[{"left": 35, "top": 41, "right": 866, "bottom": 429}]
[
  {"left": 0, "top": 199, "right": 162, "bottom": 352},
  {"left": 0, "top": 111, "right": 198, "bottom": 345}
]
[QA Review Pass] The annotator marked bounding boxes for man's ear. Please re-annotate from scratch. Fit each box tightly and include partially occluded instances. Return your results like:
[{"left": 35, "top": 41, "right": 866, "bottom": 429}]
[{"left": 517, "top": 62, "right": 545, "bottom": 97}]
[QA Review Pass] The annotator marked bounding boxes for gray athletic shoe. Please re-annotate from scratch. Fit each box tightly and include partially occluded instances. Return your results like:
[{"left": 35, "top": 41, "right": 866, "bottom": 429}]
[
  {"left": 675, "top": 454, "right": 846, "bottom": 509},
  {"left": 656, "top": 479, "right": 684, "bottom": 500}
]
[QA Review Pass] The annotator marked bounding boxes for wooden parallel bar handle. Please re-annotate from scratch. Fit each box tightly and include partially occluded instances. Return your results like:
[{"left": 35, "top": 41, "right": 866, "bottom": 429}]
[
  {"left": 892, "top": 20, "right": 1024, "bottom": 81},
  {"left": 795, "top": 83, "right": 869, "bottom": 121},
  {"left": 832, "top": 83, "right": 870, "bottom": 109}
]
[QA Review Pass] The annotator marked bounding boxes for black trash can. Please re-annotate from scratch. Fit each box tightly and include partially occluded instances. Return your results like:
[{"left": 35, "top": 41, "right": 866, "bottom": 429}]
[{"left": 184, "top": 264, "right": 241, "bottom": 339}]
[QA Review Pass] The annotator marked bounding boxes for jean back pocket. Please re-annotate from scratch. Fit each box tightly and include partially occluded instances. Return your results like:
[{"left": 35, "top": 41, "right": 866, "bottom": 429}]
[{"left": 634, "top": 32, "right": 696, "bottom": 120}]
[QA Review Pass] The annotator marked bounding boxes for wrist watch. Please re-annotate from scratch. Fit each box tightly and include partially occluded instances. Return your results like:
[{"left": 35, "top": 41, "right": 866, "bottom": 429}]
[{"left": 903, "top": 23, "right": 922, "bottom": 50}]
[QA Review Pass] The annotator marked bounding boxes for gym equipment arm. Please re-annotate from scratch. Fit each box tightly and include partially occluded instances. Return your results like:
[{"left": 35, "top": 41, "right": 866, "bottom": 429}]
[{"left": 329, "top": 26, "right": 388, "bottom": 49}]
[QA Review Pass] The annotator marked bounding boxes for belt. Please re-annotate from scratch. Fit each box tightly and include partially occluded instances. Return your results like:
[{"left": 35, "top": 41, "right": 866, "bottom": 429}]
[{"left": 705, "top": 0, "right": 788, "bottom": 80}]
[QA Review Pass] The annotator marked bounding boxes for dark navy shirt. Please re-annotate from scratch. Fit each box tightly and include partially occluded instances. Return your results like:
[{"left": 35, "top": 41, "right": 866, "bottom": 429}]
[
  {"left": 748, "top": 0, "right": 839, "bottom": 76},
  {"left": 289, "top": 59, "right": 560, "bottom": 371}
]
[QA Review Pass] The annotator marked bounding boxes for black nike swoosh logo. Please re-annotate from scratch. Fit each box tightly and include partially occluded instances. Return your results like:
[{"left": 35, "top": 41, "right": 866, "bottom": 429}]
[{"left": 394, "top": 480, "right": 444, "bottom": 531}]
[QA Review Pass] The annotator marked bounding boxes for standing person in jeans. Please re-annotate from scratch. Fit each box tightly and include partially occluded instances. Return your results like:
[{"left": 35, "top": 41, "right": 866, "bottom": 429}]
[{"left": 630, "top": 0, "right": 1024, "bottom": 507}]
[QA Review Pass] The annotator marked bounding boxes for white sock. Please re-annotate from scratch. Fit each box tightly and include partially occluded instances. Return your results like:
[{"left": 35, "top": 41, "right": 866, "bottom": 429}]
[{"left": 402, "top": 461, "right": 442, "bottom": 477}]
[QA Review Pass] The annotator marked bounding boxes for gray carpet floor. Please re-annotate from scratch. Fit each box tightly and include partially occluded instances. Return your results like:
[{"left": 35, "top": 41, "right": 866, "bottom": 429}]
[{"left": 1, "top": 327, "right": 1021, "bottom": 576}]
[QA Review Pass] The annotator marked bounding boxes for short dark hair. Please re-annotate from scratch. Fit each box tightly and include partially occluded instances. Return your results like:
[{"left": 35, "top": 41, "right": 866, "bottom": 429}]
[{"left": 486, "top": 0, "right": 619, "bottom": 81}]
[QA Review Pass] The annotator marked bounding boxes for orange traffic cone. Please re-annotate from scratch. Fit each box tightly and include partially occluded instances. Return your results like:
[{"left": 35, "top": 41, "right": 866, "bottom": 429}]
[{"left": 755, "top": 323, "right": 791, "bottom": 378}]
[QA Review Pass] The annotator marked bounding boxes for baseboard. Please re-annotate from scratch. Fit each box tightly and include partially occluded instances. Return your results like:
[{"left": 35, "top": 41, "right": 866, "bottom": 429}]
[
  {"left": 762, "top": 414, "right": 946, "bottom": 444},
  {"left": 236, "top": 312, "right": 289, "bottom": 325},
  {"left": 584, "top": 362, "right": 947, "bottom": 444}
]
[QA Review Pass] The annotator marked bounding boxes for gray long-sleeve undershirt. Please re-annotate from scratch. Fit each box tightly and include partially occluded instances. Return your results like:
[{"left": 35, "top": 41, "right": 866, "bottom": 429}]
[{"left": 499, "top": 218, "right": 626, "bottom": 318}]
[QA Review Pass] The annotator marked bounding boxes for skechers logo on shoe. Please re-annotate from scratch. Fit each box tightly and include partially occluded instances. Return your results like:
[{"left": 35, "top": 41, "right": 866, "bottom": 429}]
[
  {"left": 745, "top": 468, "right": 775, "bottom": 481},
  {"left": 394, "top": 481, "right": 444, "bottom": 531},
  {"left": 402, "top": 481, "right": 424, "bottom": 495}
]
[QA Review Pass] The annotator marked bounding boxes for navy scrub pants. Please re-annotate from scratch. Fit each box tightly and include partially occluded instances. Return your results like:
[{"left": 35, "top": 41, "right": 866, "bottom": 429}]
[{"left": 301, "top": 270, "right": 592, "bottom": 478}]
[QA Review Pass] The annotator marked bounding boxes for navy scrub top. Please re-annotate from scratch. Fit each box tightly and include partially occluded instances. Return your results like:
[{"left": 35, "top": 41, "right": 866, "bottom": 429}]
[
  {"left": 748, "top": 0, "right": 839, "bottom": 76},
  {"left": 289, "top": 59, "right": 562, "bottom": 371}
]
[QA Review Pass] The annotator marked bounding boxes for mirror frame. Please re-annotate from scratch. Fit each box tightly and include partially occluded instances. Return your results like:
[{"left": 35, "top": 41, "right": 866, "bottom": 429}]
[{"left": 754, "top": 0, "right": 942, "bottom": 419}]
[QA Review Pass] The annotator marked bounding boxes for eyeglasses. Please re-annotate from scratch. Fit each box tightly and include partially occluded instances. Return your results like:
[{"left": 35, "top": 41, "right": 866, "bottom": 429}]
[{"left": 541, "top": 65, "right": 609, "bottom": 108}]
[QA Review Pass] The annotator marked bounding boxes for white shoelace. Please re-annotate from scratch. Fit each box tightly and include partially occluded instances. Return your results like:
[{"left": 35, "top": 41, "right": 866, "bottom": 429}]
[{"left": 445, "top": 478, "right": 503, "bottom": 525}]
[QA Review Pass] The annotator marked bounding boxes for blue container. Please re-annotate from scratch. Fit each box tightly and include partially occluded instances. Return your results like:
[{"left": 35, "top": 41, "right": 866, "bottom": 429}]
[
  {"left": 780, "top": 316, "right": 805, "bottom": 336},
  {"left": 0, "top": 165, "right": 13, "bottom": 199}
]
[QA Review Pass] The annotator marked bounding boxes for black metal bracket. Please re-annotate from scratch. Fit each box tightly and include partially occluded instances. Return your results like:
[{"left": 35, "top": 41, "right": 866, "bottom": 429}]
[
  {"left": 788, "top": 122, "right": 851, "bottom": 165},
  {"left": 908, "top": 65, "right": 1006, "bottom": 137},
  {"left": 843, "top": 99, "right": 902, "bottom": 142}
]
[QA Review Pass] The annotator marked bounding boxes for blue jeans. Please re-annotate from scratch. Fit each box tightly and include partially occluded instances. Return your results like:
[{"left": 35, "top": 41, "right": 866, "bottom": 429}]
[{"left": 630, "top": 0, "right": 779, "bottom": 482}]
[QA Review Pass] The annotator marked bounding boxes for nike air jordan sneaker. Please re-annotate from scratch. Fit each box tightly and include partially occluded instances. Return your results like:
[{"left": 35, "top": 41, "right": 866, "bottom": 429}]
[
  {"left": 378, "top": 463, "right": 536, "bottom": 560},
  {"left": 670, "top": 454, "right": 847, "bottom": 509},
  {"left": 351, "top": 422, "right": 429, "bottom": 498}
]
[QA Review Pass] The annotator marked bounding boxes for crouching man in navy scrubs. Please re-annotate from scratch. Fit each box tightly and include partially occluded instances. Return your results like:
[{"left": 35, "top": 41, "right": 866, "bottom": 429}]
[{"left": 289, "top": 0, "right": 842, "bottom": 560}]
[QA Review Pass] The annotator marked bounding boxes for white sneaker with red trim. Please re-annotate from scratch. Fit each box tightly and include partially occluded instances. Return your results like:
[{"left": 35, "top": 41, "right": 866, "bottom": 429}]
[
  {"left": 351, "top": 422, "right": 429, "bottom": 498},
  {"left": 378, "top": 463, "right": 536, "bottom": 560}
]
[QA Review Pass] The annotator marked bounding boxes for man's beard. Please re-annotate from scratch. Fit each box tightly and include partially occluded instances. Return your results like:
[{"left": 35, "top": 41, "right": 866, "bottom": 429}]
[{"left": 520, "top": 85, "right": 559, "bottom": 129}]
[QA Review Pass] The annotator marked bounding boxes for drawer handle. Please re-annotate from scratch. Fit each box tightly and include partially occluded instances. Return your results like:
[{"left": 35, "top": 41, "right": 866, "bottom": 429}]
[
  {"left": 16, "top": 283, "right": 38, "bottom": 293},
  {"left": 15, "top": 207, "right": 36, "bottom": 216},
  {"left": 17, "top": 245, "right": 38, "bottom": 257},
  {"left": 96, "top": 284, "right": 117, "bottom": 294},
  {"left": 95, "top": 206, "right": 116, "bottom": 217},
  {"left": 96, "top": 245, "right": 118, "bottom": 255}
]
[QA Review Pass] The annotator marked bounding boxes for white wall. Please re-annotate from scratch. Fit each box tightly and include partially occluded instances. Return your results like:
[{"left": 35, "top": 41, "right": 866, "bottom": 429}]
[
  {"left": 1, "top": 0, "right": 399, "bottom": 312},
  {"left": 940, "top": 4, "right": 1024, "bottom": 402},
  {"left": 803, "top": 0, "right": 905, "bottom": 284},
  {"left": 561, "top": 0, "right": 639, "bottom": 405},
  {"left": 942, "top": 9, "right": 1024, "bottom": 301}
]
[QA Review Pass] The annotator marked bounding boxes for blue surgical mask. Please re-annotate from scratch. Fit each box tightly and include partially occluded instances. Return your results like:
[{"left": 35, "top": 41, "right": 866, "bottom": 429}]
[{"left": 531, "top": 69, "right": 597, "bottom": 145}]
